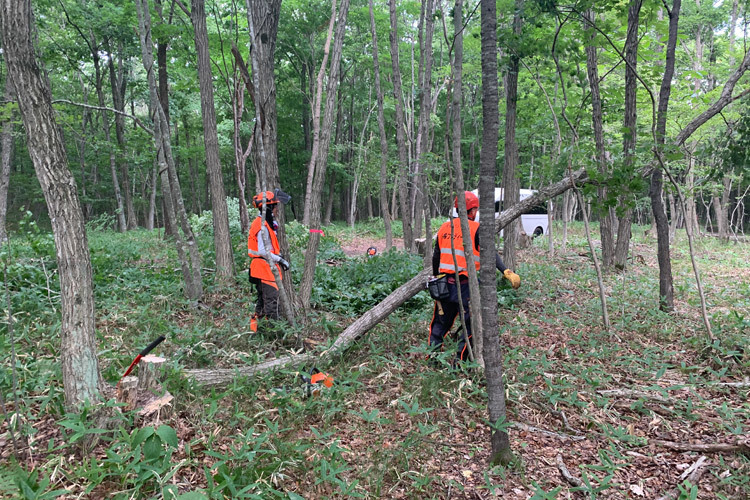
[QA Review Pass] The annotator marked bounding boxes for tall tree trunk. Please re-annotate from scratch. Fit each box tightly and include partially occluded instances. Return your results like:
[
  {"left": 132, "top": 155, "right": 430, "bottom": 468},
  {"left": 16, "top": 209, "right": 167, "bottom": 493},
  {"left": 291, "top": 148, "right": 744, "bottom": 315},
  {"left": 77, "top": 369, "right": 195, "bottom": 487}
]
[
  {"left": 303, "top": 0, "right": 337, "bottom": 225},
  {"left": 0, "top": 74, "right": 13, "bottom": 245},
  {"left": 106, "top": 41, "right": 137, "bottom": 230},
  {"left": 388, "top": 0, "right": 414, "bottom": 251},
  {"left": 368, "top": 0, "right": 393, "bottom": 250},
  {"left": 479, "top": 0, "right": 512, "bottom": 466},
  {"left": 502, "top": 0, "right": 523, "bottom": 272},
  {"left": 614, "top": 0, "right": 643, "bottom": 270},
  {"left": 651, "top": 0, "right": 681, "bottom": 312},
  {"left": 413, "top": 0, "right": 436, "bottom": 252},
  {"left": 86, "top": 35, "right": 127, "bottom": 233},
  {"left": 583, "top": 9, "right": 615, "bottom": 268},
  {"left": 136, "top": 0, "right": 203, "bottom": 301},
  {"left": 299, "top": 0, "right": 351, "bottom": 309},
  {"left": 191, "top": 0, "right": 234, "bottom": 281},
  {"left": 1, "top": 0, "right": 102, "bottom": 407}
]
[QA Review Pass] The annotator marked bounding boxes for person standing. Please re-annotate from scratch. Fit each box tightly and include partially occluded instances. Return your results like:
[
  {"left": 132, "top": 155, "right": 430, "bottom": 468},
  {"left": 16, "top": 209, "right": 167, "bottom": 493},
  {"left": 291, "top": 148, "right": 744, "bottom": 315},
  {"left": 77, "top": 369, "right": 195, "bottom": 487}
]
[
  {"left": 428, "top": 191, "right": 521, "bottom": 363},
  {"left": 248, "top": 189, "right": 291, "bottom": 330}
]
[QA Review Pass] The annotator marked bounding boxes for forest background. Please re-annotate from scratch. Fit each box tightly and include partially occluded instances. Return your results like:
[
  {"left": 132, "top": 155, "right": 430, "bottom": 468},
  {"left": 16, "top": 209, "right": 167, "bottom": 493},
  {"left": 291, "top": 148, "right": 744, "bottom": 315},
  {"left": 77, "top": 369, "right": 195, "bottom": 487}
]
[{"left": 0, "top": 0, "right": 749, "bottom": 498}]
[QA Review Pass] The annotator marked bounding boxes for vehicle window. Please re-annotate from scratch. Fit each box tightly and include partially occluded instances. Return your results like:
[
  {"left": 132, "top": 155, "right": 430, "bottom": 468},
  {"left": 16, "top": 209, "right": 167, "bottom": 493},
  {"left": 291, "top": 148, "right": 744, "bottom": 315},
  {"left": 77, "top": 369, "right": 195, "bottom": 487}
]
[
  {"left": 527, "top": 203, "right": 547, "bottom": 215},
  {"left": 495, "top": 201, "right": 501, "bottom": 213}
]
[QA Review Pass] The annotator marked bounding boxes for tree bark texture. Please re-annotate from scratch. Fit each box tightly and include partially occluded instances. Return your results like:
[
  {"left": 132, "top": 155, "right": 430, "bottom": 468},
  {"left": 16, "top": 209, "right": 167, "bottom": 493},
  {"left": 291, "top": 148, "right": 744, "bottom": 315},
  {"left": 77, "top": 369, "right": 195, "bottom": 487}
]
[
  {"left": 584, "top": 9, "right": 615, "bottom": 268},
  {"left": 368, "top": 0, "right": 392, "bottom": 251},
  {"left": 1, "top": 0, "right": 102, "bottom": 407},
  {"left": 0, "top": 74, "right": 14, "bottom": 245},
  {"left": 388, "top": 0, "right": 414, "bottom": 251},
  {"left": 614, "top": 0, "right": 643, "bottom": 270},
  {"left": 191, "top": 0, "right": 235, "bottom": 281},
  {"left": 479, "top": 0, "right": 512, "bottom": 466}
]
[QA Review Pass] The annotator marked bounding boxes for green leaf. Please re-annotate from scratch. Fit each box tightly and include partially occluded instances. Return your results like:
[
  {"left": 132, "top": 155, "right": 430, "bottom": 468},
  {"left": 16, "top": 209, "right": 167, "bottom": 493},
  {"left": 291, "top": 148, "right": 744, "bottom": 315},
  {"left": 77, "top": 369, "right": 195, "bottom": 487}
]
[
  {"left": 156, "top": 424, "right": 178, "bottom": 449},
  {"left": 132, "top": 426, "right": 155, "bottom": 448},
  {"left": 143, "top": 434, "right": 162, "bottom": 461},
  {"left": 174, "top": 493, "right": 208, "bottom": 500}
]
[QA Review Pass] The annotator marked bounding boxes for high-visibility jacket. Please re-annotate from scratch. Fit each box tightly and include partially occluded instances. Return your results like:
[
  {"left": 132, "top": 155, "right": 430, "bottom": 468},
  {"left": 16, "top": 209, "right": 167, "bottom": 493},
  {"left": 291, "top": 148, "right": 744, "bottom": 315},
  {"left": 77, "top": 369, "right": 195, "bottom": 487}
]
[
  {"left": 248, "top": 216, "right": 282, "bottom": 288},
  {"left": 436, "top": 218, "right": 480, "bottom": 276}
]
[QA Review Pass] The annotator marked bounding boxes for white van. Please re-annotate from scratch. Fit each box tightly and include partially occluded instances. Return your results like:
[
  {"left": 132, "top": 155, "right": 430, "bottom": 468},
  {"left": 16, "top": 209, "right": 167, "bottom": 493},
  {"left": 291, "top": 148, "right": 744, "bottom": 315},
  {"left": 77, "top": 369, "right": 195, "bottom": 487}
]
[{"left": 467, "top": 188, "right": 548, "bottom": 237}]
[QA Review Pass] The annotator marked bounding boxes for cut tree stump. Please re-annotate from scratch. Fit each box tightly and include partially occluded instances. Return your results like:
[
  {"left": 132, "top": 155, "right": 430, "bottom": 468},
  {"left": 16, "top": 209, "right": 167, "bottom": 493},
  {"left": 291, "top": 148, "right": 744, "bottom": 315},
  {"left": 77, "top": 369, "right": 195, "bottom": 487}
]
[
  {"left": 115, "top": 355, "right": 173, "bottom": 419},
  {"left": 117, "top": 376, "right": 138, "bottom": 410},
  {"left": 185, "top": 268, "right": 432, "bottom": 386},
  {"left": 138, "top": 355, "right": 166, "bottom": 395}
]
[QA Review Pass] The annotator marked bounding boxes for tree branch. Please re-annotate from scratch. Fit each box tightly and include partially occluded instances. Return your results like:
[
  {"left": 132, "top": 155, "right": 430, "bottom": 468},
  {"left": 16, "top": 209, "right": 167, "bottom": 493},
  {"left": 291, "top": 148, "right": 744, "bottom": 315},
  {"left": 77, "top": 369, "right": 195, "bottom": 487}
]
[{"left": 52, "top": 99, "right": 153, "bottom": 135}]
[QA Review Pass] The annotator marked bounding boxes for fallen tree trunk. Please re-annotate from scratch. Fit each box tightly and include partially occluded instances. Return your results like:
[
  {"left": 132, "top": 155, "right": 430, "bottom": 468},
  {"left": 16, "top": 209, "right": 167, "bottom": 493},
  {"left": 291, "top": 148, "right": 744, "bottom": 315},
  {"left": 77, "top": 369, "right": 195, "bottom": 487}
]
[
  {"left": 495, "top": 168, "right": 588, "bottom": 234},
  {"left": 185, "top": 269, "right": 431, "bottom": 386}
]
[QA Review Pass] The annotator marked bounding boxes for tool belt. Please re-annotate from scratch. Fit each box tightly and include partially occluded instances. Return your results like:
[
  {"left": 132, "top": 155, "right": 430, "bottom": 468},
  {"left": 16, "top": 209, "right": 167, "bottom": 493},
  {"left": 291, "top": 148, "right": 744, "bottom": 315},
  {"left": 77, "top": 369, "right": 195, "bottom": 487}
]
[{"left": 427, "top": 274, "right": 451, "bottom": 301}]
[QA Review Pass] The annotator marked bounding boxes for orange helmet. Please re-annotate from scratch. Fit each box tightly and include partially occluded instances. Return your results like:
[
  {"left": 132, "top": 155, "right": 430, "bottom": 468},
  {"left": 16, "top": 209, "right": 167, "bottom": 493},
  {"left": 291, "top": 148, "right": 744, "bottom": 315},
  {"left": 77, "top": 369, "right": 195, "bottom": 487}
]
[
  {"left": 454, "top": 191, "right": 479, "bottom": 211},
  {"left": 252, "top": 190, "right": 279, "bottom": 208}
]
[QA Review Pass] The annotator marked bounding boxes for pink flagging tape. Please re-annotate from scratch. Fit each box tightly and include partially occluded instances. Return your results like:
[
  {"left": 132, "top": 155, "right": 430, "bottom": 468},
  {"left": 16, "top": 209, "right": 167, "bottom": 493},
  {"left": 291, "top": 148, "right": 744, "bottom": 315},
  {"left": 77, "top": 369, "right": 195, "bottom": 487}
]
[{"left": 309, "top": 229, "right": 325, "bottom": 236}]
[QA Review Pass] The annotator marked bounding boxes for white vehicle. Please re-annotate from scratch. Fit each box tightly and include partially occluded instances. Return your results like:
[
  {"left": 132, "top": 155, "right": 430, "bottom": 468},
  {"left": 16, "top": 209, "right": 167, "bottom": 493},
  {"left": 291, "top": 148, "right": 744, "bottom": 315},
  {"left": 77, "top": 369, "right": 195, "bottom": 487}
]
[{"left": 457, "top": 188, "right": 548, "bottom": 237}]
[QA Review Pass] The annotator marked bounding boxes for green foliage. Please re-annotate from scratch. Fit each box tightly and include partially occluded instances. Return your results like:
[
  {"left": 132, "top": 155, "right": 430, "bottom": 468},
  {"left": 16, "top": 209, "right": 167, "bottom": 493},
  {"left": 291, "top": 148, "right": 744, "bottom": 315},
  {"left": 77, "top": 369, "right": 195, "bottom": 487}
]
[
  {"left": 189, "top": 197, "right": 243, "bottom": 237},
  {"left": 310, "top": 248, "right": 426, "bottom": 315}
]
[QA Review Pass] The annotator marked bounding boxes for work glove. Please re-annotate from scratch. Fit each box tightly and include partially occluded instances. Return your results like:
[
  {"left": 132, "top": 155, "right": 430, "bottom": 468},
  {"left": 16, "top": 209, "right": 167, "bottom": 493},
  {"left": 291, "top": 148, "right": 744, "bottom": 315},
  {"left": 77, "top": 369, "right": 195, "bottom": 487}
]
[
  {"left": 503, "top": 269, "right": 521, "bottom": 289},
  {"left": 278, "top": 258, "right": 290, "bottom": 271}
]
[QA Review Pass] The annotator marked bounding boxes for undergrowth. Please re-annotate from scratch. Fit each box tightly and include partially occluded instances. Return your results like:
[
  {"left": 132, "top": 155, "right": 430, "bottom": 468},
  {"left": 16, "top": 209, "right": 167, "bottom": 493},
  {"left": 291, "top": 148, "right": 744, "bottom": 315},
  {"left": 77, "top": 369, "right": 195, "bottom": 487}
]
[{"left": 0, "top": 220, "right": 748, "bottom": 499}]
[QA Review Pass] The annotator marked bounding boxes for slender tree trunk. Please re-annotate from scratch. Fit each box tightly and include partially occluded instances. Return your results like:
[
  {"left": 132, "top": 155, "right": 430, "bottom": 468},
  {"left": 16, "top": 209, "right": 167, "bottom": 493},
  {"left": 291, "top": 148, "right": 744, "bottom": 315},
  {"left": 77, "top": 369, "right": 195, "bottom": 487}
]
[
  {"left": 303, "top": 0, "right": 336, "bottom": 225},
  {"left": 299, "top": 0, "right": 351, "bottom": 309},
  {"left": 388, "top": 0, "right": 414, "bottom": 251},
  {"left": 502, "top": 0, "right": 523, "bottom": 272},
  {"left": 147, "top": 156, "right": 158, "bottom": 230},
  {"left": 191, "top": 0, "right": 235, "bottom": 281},
  {"left": 106, "top": 42, "right": 137, "bottom": 230},
  {"left": 479, "top": 0, "right": 512, "bottom": 466},
  {"left": 0, "top": 74, "right": 14, "bottom": 245},
  {"left": 369, "top": 0, "right": 392, "bottom": 250},
  {"left": 651, "top": 0, "right": 681, "bottom": 312},
  {"left": 583, "top": 9, "right": 614, "bottom": 268},
  {"left": 614, "top": 0, "right": 642, "bottom": 270},
  {"left": 1, "top": 0, "right": 102, "bottom": 407},
  {"left": 136, "top": 0, "right": 203, "bottom": 301},
  {"left": 413, "top": 0, "right": 436, "bottom": 254}
]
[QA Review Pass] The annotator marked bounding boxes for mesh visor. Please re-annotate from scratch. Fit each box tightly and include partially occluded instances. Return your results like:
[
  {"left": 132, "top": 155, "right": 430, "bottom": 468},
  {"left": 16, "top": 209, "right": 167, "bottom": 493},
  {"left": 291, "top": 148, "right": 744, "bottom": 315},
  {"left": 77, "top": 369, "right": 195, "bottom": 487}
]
[{"left": 274, "top": 188, "right": 292, "bottom": 205}]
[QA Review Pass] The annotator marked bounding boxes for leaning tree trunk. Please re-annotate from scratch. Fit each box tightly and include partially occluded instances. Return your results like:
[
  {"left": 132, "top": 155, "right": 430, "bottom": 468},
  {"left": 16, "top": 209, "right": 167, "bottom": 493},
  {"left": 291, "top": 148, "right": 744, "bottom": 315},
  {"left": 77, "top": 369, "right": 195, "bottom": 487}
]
[
  {"left": 502, "top": 0, "right": 523, "bottom": 272},
  {"left": 614, "top": 0, "right": 643, "bottom": 270},
  {"left": 479, "top": 0, "right": 513, "bottom": 467},
  {"left": 191, "top": 0, "right": 234, "bottom": 282},
  {"left": 0, "top": 74, "right": 14, "bottom": 245},
  {"left": 136, "top": 0, "right": 203, "bottom": 301},
  {"left": 368, "top": 0, "right": 392, "bottom": 251},
  {"left": 1, "top": 0, "right": 103, "bottom": 407},
  {"left": 388, "top": 0, "right": 414, "bottom": 251}
]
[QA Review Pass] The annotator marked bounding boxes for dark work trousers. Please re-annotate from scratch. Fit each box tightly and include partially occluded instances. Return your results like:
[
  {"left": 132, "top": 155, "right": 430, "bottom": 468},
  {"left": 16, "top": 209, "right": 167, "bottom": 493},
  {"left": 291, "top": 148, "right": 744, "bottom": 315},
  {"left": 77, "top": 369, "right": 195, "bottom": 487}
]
[
  {"left": 251, "top": 277, "right": 281, "bottom": 320},
  {"left": 428, "top": 275, "right": 473, "bottom": 362}
]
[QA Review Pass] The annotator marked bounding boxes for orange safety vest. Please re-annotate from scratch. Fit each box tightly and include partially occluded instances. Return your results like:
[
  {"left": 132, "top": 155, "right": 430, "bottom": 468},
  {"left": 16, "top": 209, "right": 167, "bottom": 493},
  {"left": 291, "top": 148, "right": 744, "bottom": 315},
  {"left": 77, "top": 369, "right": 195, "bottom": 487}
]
[
  {"left": 247, "top": 216, "right": 282, "bottom": 288},
  {"left": 436, "top": 218, "right": 480, "bottom": 276}
]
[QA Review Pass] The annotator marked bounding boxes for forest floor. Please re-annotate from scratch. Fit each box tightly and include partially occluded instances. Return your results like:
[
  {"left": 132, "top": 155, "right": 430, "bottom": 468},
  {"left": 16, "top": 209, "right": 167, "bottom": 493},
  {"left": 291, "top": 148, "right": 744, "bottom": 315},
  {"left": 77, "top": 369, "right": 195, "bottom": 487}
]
[{"left": 1, "top": 223, "right": 749, "bottom": 499}]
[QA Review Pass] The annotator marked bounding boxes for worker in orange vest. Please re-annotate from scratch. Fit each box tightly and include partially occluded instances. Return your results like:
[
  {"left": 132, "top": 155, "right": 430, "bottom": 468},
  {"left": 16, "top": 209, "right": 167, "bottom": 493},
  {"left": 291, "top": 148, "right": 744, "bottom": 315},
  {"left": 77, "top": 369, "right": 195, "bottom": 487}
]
[
  {"left": 428, "top": 191, "right": 521, "bottom": 363},
  {"left": 248, "top": 189, "right": 291, "bottom": 328}
]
